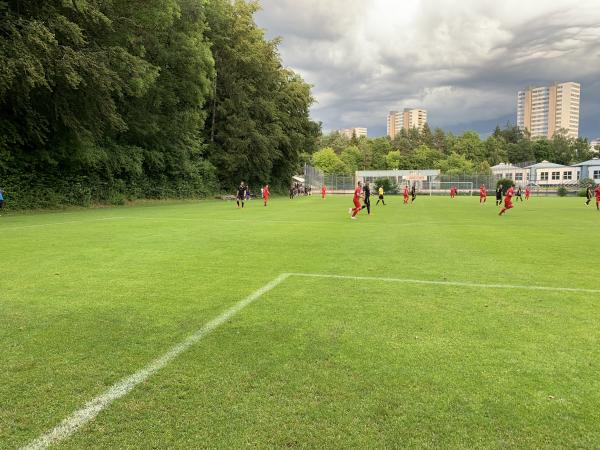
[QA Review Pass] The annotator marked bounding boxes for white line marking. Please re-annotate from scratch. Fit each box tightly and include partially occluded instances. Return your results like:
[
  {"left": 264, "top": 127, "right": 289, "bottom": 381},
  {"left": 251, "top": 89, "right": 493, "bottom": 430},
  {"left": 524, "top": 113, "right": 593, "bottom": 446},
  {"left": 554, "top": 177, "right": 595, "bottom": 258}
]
[
  {"left": 288, "top": 272, "right": 600, "bottom": 294},
  {"left": 21, "top": 273, "right": 291, "bottom": 450},
  {"left": 4, "top": 217, "right": 129, "bottom": 231}
]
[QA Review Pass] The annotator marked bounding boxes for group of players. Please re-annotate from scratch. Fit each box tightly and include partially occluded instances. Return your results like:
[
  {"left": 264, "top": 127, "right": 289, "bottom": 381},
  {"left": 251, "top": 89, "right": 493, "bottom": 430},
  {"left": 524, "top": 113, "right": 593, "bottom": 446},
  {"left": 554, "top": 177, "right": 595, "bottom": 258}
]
[
  {"left": 346, "top": 181, "right": 600, "bottom": 219},
  {"left": 234, "top": 179, "right": 600, "bottom": 219}
]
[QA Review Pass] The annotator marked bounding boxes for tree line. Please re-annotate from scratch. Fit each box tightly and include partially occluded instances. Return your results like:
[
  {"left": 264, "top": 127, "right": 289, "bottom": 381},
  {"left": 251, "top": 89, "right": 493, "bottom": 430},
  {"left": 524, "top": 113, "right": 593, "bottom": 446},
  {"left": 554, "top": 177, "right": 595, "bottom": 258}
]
[
  {"left": 0, "top": 0, "right": 319, "bottom": 208},
  {"left": 310, "top": 124, "right": 596, "bottom": 176}
]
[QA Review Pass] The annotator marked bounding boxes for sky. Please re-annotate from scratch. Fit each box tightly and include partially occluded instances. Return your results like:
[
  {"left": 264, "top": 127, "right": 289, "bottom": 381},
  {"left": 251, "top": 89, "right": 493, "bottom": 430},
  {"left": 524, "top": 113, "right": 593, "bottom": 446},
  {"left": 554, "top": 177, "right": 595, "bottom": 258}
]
[{"left": 254, "top": 0, "right": 600, "bottom": 139}]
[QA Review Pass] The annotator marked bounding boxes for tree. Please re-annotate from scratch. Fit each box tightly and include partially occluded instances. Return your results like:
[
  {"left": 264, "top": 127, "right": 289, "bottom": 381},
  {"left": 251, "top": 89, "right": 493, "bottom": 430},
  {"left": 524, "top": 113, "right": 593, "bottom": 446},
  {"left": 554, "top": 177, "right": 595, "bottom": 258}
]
[
  {"left": 436, "top": 152, "right": 476, "bottom": 175},
  {"left": 340, "top": 146, "right": 362, "bottom": 172},
  {"left": 484, "top": 136, "right": 508, "bottom": 166},
  {"left": 451, "top": 131, "right": 486, "bottom": 162},
  {"left": 312, "top": 147, "right": 348, "bottom": 174},
  {"left": 204, "top": 0, "right": 317, "bottom": 188},
  {"left": 386, "top": 150, "right": 403, "bottom": 170},
  {"left": 407, "top": 145, "right": 443, "bottom": 169}
]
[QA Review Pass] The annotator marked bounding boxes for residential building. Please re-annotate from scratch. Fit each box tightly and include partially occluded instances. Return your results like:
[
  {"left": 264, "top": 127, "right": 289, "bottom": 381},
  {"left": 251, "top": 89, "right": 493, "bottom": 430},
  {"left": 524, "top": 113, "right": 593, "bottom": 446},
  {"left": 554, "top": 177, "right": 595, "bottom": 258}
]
[
  {"left": 526, "top": 160, "right": 580, "bottom": 185},
  {"left": 517, "top": 82, "right": 580, "bottom": 139},
  {"left": 572, "top": 158, "right": 600, "bottom": 183},
  {"left": 387, "top": 108, "right": 428, "bottom": 138},
  {"left": 339, "top": 127, "right": 367, "bottom": 139},
  {"left": 402, "top": 108, "right": 427, "bottom": 131},
  {"left": 387, "top": 111, "right": 401, "bottom": 139}
]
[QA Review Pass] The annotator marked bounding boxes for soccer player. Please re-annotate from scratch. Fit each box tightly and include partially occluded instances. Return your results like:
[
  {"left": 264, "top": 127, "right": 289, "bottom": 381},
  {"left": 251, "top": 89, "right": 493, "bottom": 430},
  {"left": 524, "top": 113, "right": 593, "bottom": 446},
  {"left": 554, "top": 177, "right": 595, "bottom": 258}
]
[
  {"left": 585, "top": 185, "right": 593, "bottom": 206},
  {"left": 450, "top": 186, "right": 455, "bottom": 199},
  {"left": 349, "top": 181, "right": 363, "bottom": 219},
  {"left": 361, "top": 181, "right": 371, "bottom": 215},
  {"left": 515, "top": 186, "right": 523, "bottom": 202},
  {"left": 525, "top": 186, "right": 531, "bottom": 200},
  {"left": 411, "top": 184, "right": 417, "bottom": 203},
  {"left": 321, "top": 184, "right": 327, "bottom": 199},
  {"left": 495, "top": 185, "right": 503, "bottom": 206},
  {"left": 403, "top": 185, "right": 409, "bottom": 204},
  {"left": 499, "top": 185, "right": 514, "bottom": 216},
  {"left": 263, "top": 184, "right": 270, "bottom": 207},
  {"left": 236, "top": 182, "right": 247, "bottom": 208},
  {"left": 596, "top": 185, "right": 600, "bottom": 211},
  {"left": 479, "top": 184, "right": 487, "bottom": 204},
  {"left": 376, "top": 185, "right": 385, "bottom": 205}
]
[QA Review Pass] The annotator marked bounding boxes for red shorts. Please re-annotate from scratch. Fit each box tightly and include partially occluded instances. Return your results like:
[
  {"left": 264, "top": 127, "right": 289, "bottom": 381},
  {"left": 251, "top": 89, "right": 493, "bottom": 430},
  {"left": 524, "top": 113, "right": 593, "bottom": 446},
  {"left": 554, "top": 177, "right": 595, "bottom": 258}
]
[
  {"left": 596, "top": 197, "right": 600, "bottom": 202},
  {"left": 353, "top": 198, "right": 361, "bottom": 208},
  {"left": 504, "top": 200, "right": 513, "bottom": 209}
]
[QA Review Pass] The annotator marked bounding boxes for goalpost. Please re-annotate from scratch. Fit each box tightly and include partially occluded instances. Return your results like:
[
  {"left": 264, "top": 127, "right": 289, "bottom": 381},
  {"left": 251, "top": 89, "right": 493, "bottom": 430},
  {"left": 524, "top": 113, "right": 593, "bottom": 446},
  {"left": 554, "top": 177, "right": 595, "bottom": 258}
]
[{"left": 426, "top": 181, "right": 474, "bottom": 196}]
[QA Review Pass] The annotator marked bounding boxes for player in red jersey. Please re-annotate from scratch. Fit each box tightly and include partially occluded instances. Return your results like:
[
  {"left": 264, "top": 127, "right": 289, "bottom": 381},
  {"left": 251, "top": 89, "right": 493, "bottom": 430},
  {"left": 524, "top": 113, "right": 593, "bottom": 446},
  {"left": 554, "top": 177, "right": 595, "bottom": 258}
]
[
  {"left": 499, "top": 185, "right": 515, "bottom": 216},
  {"left": 450, "top": 186, "right": 455, "bottom": 199},
  {"left": 263, "top": 184, "right": 270, "bottom": 206},
  {"left": 349, "top": 181, "right": 363, "bottom": 219},
  {"left": 525, "top": 186, "right": 531, "bottom": 200},
  {"left": 403, "top": 185, "right": 409, "bottom": 204},
  {"left": 321, "top": 184, "right": 327, "bottom": 199},
  {"left": 596, "top": 186, "right": 600, "bottom": 211},
  {"left": 479, "top": 184, "right": 487, "bottom": 204}
]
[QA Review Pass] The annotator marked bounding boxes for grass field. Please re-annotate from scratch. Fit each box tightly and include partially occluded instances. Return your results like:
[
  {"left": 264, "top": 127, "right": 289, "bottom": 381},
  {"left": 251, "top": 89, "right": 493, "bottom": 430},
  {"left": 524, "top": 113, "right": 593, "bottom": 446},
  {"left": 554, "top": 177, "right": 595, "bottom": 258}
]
[{"left": 2, "top": 195, "right": 600, "bottom": 449}]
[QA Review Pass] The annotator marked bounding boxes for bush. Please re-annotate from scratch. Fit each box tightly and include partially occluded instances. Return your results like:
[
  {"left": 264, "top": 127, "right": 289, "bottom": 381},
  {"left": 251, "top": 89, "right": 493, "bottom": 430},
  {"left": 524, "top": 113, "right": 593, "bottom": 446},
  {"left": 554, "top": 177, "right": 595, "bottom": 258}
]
[
  {"left": 496, "top": 178, "right": 514, "bottom": 193},
  {"left": 375, "top": 178, "right": 398, "bottom": 194},
  {"left": 557, "top": 186, "right": 568, "bottom": 197},
  {"left": 578, "top": 189, "right": 589, "bottom": 197}
]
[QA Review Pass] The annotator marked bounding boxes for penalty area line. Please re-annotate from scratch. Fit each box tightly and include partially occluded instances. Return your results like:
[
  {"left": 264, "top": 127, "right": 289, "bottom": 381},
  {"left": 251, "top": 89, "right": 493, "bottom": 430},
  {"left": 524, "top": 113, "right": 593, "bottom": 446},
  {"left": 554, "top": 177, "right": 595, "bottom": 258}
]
[
  {"left": 287, "top": 272, "right": 600, "bottom": 294},
  {"left": 21, "top": 273, "right": 291, "bottom": 450}
]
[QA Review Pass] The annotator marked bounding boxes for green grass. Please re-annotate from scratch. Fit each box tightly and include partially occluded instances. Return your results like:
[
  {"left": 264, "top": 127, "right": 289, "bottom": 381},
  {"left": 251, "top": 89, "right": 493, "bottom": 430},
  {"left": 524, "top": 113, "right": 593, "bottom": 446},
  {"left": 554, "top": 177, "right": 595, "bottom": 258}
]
[{"left": 2, "top": 195, "right": 599, "bottom": 449}]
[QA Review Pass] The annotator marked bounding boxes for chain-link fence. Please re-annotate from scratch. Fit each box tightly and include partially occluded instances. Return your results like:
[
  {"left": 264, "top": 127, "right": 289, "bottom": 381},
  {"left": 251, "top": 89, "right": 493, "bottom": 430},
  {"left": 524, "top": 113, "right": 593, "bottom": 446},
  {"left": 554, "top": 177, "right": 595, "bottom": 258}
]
[{"left": 303, "top": 165, "right": 584, "bottom": 196}]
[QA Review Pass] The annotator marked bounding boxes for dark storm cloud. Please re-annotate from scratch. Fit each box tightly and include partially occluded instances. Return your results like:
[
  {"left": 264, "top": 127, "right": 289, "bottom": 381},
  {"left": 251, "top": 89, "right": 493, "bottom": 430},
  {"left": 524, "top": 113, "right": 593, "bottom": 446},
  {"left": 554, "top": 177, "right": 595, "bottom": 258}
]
[{"left": 255, "top": 0, "right": 600, "bottom": 138}]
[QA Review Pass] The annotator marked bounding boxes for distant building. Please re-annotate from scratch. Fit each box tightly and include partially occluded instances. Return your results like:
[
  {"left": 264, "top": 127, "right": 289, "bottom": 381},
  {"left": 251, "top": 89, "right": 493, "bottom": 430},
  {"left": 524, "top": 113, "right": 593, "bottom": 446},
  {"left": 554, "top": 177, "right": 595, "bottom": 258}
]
[
  {"left": 356, "top": 169, "right": 440, "bottom": 186},
  {"left": 402, "top": 108, "right": 428, "bottom": 131},
  {"left": 590, "top": 139, "right": 600, "bottom": 153},
  {"left": 526, "top": 160, "right": 580, "bottom": 185},
  {"left": 572, "top": 158, "right": 600, "bottom": 182},
  {"left": 339, "top": 127, "right": 367, "bottom": 139},
  {"left": 490, "top": 163, "right": 530, "bottom": 184},
  {"left": 491, "top": 161, "right": 582, "bottom": 186},
  {"left": 387, "top": 108, "right": 428, "bottom": 138},
  {"left": 517, "top": 82, "right": 580, "bottom": 139},
  {"left": 387, "top": 111, "right": 401, "bottom": 139}
]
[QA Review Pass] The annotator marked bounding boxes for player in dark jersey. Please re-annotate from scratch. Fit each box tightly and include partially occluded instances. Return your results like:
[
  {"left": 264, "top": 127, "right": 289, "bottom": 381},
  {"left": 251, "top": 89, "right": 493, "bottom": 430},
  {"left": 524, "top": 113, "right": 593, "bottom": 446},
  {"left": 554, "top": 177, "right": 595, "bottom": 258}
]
[
  {"left": 411, "top": 184, "right": 417, "bottom": 203},
  {"left": 495, "top": 185, "right": 503, "bottom": 206},
  {"left": 361, "top": 181, "right": 371, "bottom": 215},
  {"left": 585, "top": 185, "right": 594, "bottom": 206},
  {"left": 236, "top": 182, "right": 247, "bottom": 208},
  {"left": 515, "top": 186, "right": 523, "bottom": 202}
]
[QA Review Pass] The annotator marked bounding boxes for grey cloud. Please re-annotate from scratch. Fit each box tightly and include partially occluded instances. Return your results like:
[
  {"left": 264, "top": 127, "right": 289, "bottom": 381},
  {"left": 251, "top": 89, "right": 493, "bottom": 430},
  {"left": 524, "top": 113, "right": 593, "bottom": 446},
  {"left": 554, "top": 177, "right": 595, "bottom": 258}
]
[{"left": 255, "top": 0, "right": 600, "bottom": 138}]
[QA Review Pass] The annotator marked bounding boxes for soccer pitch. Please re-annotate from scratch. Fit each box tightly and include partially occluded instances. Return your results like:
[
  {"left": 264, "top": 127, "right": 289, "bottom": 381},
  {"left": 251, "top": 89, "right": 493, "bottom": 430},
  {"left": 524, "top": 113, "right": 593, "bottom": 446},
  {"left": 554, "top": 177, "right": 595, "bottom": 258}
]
[{"left": 2, "top": 196, "right": 600, "bottom": 449}]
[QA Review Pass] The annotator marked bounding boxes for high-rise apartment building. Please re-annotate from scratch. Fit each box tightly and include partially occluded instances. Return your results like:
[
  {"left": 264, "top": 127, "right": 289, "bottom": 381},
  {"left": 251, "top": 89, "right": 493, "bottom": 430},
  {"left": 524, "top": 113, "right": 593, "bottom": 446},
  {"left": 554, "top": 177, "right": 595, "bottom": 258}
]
[
  {"left": 339, "top": 127, "right": 368, "bottom": 139},
  {"left": 517, "top": 82, "right": 580, "bottom": 139},
  {"left": 387, "top": 108, "right": 428, "bottom": 138}
]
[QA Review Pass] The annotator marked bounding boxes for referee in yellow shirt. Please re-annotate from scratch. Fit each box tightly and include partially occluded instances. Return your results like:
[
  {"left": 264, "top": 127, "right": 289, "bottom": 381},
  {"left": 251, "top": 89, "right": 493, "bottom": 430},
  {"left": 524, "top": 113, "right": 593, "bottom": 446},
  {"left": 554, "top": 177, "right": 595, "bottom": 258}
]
[{"left": 376, "top": 185, "right": 385, "bottom": 205}]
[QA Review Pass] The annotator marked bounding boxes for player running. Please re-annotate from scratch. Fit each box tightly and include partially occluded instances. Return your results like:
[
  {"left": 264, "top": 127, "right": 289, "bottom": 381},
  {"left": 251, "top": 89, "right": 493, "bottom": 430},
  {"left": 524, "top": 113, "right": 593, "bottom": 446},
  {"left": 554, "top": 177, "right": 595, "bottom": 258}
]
[
  {"left": 349, "top": 181, "right": 363, "bottom": 219},
  {"left": 403, "top": 185, "right": 409, "bottom": 204},
  {"left": 499, "top": 185, "right": 515, "bottom": 216},
  {"left": 263, "top": 184, "right": 270, "bottom": 206},
  {"left": 321, "top": 185, "right": 327, "bottom": 199},
  {"left": 236, "top": 182, "right": 247, "bottom": 208},
  {"left": 495, "top": 185, "right": 503, "bottom": 206},
  {"left": 361, "top": 181, "right": 371, "bottom": 215},
  {"left": 596, "top": 186, "right": 600, "bottom": 211},
  {"left": 525, "top": 186, "right": 531, "bottom": 200},
  {"left": 479, "top": 184, "right": 487, "bottom": 204},
  {"left": 376, "top": 185, "right": 385, "bottom": 205},
  {"left": 450, "top": 186, "right": 455, "bottom": 199},
  {"left": 411, "top": 184, "right": 417, "bottom": 203}
]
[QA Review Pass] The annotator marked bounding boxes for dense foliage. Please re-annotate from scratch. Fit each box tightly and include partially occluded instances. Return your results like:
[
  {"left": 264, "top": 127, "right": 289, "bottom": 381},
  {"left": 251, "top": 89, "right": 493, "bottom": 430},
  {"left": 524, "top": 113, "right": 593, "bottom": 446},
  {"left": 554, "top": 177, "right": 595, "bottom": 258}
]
[
  {"left": 312, "top": 123, "right": 596, "bottom": 176},
  {"left": 0, "top": 0, "right": 318, "bottom": 209}
]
